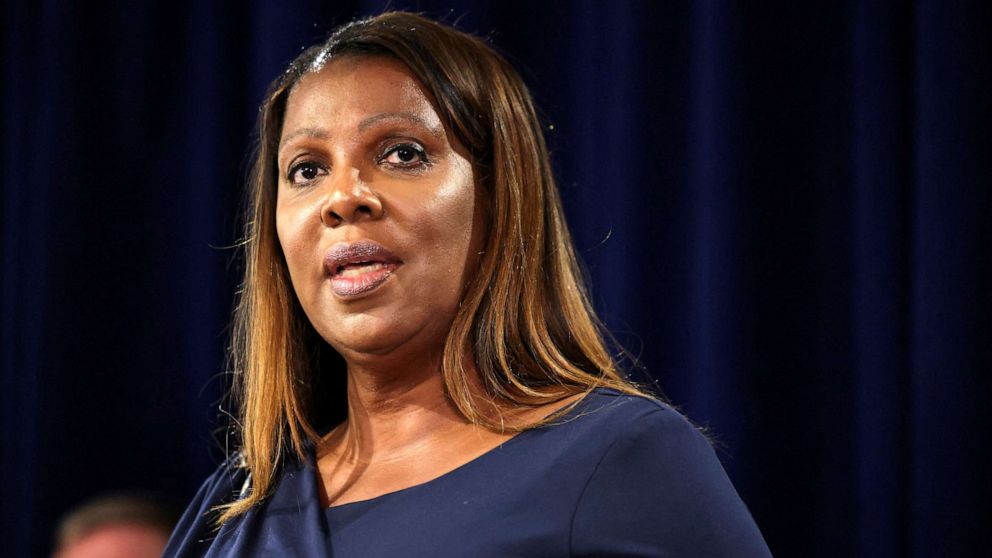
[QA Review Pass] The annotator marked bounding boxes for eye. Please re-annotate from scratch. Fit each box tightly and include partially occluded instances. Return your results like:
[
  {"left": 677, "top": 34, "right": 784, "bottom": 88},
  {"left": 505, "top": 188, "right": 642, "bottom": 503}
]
[
  {"left": 287, "top": 161, "right": 327, "bottom": 186},
  {"left": 380, "top": 143, "right": 428, "bottom": 168}
]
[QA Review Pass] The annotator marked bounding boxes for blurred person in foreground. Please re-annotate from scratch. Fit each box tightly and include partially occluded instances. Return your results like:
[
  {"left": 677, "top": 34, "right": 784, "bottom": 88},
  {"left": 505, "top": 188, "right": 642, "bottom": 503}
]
[{"left": 53, "top": 493, "right": 177, "bottom": 558}]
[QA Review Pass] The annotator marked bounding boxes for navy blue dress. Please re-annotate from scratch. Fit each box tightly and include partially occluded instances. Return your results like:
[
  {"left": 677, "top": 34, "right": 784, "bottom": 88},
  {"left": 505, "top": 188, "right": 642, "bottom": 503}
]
[{"left": 164, "top": 389, "right": 771, "bottom": 556}]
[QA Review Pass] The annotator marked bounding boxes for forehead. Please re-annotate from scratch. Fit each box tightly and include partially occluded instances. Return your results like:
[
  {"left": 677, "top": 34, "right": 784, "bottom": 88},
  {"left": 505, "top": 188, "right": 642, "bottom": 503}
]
[{"left": 281, "top": 56, "right": 444, "bottom": 138}]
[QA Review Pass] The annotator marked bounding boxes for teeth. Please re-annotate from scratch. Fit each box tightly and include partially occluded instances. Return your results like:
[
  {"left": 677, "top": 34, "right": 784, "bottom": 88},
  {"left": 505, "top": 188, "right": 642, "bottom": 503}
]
[{"left": 337, "top": 262, "right": 387, "bottom": 278}]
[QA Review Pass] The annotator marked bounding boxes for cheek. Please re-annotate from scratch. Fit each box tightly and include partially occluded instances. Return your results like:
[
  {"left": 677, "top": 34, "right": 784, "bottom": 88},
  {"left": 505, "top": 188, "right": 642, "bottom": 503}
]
[
  {"left": 274, "top": 204, "right": 295, "bottom": 264},
  {"left": 424, "top": 167, "right": 480, "bottom": 274},
  {"left": 387, "top": 163, "right": 477, "bottom": 252},
  {"left": 275, "top": 197, "right": 319, "bottom": 284}
]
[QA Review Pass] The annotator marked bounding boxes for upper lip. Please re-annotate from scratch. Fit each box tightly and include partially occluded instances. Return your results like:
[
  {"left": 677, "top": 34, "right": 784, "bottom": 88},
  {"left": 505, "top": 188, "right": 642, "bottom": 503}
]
[{"left": 323, "top": 240, "right": 402, "bottom": 276}]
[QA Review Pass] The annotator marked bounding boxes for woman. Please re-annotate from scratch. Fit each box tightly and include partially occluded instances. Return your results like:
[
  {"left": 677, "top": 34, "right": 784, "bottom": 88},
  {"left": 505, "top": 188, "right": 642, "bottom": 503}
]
[{"left": 165, "top": 12, "right": 771, "bottom": 557}]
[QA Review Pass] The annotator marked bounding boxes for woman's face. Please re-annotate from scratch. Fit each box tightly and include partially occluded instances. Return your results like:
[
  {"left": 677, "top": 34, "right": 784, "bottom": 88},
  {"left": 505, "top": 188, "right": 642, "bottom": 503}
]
[{"left": 275, "top": 55, "right": 484, "bottom": 363}]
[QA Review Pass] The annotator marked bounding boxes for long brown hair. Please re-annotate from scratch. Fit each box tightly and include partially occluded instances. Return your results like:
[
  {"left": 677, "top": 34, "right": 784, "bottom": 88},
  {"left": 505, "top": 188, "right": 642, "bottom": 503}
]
[{"left": 219, "top": 11, "right": 651, "bottom": 524}]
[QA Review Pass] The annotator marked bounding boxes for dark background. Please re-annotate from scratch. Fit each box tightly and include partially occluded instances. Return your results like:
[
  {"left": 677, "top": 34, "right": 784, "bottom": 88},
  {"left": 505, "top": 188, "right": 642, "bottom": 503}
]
[{"left": 3, "top": 1, "right": 990, "bottom": 556}]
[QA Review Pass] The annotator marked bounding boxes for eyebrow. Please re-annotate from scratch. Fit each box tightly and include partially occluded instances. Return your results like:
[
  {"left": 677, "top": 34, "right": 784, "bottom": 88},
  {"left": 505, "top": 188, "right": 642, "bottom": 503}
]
[
  {"left": 279, "top": 112, "right": 444, "bottom": 148},
  {"left": 279, "top": 127, "right": 331, "bottom": 147},
  {"left": 357, "top": 112, "right": 443, "bottom": 138}
]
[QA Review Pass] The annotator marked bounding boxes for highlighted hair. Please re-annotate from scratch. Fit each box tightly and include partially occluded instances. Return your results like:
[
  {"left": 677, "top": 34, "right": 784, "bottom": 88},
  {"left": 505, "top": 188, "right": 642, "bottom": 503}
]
[{"left": 218, "top": 12, "right": 649, "bottom": 525}]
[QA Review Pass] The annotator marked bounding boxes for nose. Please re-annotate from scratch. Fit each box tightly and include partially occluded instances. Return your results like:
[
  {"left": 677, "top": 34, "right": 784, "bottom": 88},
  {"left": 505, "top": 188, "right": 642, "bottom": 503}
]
[{"left": 320, "top": 166, "right": 384, "bottom": 226}]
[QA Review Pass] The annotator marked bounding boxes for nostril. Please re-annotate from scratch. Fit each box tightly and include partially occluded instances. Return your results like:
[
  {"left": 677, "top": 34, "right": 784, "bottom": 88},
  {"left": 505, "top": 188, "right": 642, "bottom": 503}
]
[{"left": 321, "top": 189, "right": 382, "bottom": 225}]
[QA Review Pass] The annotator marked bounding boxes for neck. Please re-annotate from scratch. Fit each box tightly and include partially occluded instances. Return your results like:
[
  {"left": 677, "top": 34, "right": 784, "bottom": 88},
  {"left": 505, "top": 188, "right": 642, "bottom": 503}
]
[{"left": 325, "top": 353, "right": 483, "bottom": 465}]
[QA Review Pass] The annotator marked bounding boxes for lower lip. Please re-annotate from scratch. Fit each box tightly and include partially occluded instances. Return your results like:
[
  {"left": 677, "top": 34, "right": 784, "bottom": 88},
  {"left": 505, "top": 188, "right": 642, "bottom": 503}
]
[{"left": 329, "top": 263, "right": 399, "bottom": 297}]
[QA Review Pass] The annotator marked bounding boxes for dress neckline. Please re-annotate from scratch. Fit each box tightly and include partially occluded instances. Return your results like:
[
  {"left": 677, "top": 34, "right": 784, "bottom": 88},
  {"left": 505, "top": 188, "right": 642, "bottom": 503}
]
[{"left": 317, "top": 389, "right": 608, "bottom": 512}]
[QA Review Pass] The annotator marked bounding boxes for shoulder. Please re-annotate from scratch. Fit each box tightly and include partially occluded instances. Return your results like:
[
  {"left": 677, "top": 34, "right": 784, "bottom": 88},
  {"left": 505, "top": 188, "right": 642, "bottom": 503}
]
[
  {"left": 162, "top": 453, "right": 251, "bottom": 557},
  {"left": 193, "top": 452, "right": 253, "bottom": 510},
  {"left": 544, "top": 388, "right": 710, "bottom": 478},
  {"left": 567, "top": 389, "right": 772, "bottom": 557},
  {"left": 575, "top": 390, "right": 721, "bottom": 503},
  {"left": 563, "top": 388, "right": 701, "bottom": 445}
]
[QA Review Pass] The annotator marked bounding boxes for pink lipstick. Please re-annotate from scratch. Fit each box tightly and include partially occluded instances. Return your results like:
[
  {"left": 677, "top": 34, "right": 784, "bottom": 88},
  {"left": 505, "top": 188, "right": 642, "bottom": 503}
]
[{"left": 323, "top": 240, "right": 402, "bottom": 298}]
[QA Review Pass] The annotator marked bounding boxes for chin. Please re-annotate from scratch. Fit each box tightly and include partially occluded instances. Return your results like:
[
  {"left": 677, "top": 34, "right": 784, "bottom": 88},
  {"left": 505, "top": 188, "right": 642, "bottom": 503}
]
[
  {"left": 318, "top": 308, "right": 456, "bottom": 364},
  {"left": 316, "top": 316, "right": 393, "bottom": 353}
]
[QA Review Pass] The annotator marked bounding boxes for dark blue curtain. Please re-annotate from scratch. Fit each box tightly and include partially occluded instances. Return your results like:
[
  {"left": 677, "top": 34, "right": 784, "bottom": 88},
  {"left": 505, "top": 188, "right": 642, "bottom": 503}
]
[{"left": 3, "top": 1, "right": 989, "bottom": 556}]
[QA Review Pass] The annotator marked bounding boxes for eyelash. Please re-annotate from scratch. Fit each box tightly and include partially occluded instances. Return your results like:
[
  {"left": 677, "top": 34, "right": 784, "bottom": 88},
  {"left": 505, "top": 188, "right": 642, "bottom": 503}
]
[
  {"left": 287, "top": 161, "right": 327, "bottom": 186},
  {"left": 286, "top": 142, "right": 430, "bottom": 186},
  {"left": 379, "top": 142, "right": 430, "bottom": 169}
]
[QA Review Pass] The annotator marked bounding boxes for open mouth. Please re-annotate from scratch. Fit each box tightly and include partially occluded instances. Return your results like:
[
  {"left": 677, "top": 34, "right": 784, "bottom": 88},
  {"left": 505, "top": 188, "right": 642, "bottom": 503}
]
[
  {"left": 329, "top": 261, "right": 400, "bottom": 297},
  {"left": 324, "top": 241, "right": 403, "bottom": 297},
  {"left": 334, "top": 261, "right": 393, "bottom": 277}
]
